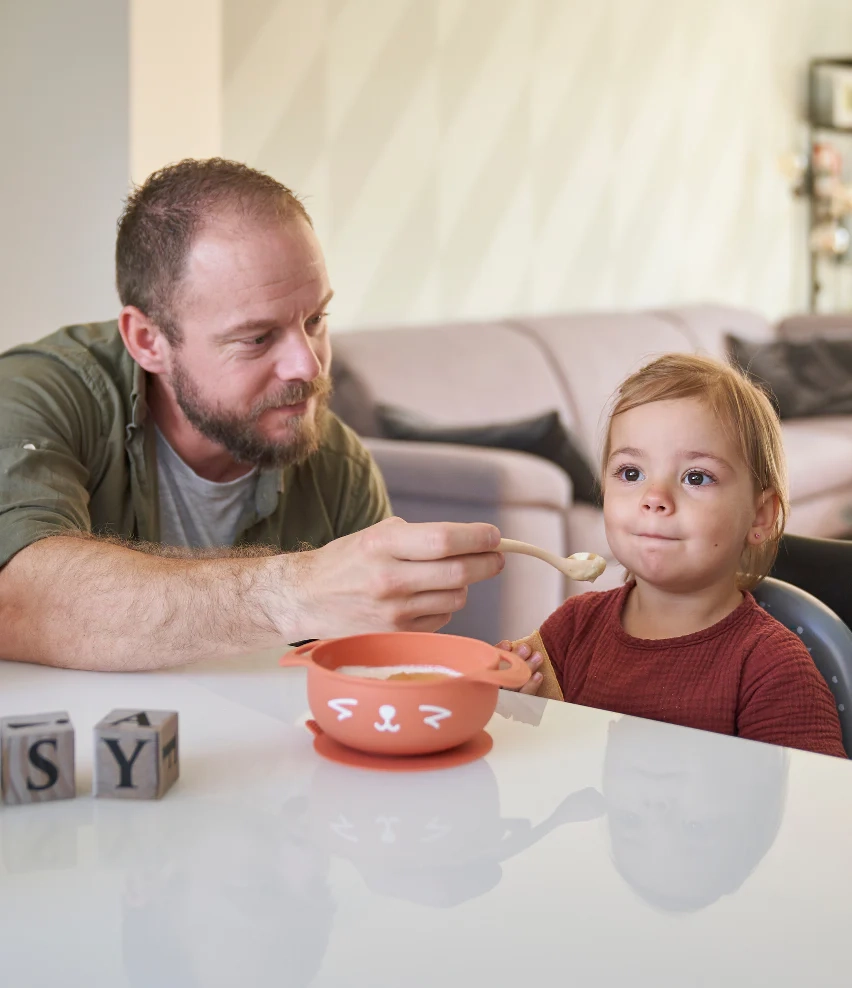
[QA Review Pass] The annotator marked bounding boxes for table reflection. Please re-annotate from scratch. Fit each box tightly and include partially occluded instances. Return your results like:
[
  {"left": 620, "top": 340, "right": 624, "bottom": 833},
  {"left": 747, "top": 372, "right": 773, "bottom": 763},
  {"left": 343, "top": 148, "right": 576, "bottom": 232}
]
[
  {"left": 601, "top": 716, "right": 789, "bottom": 911},
  {"left": 94, "top": 799, "right": 333, "bottom": 988},
  {"left": 282, "top": 756, "right": 603, "bottom": 908}
]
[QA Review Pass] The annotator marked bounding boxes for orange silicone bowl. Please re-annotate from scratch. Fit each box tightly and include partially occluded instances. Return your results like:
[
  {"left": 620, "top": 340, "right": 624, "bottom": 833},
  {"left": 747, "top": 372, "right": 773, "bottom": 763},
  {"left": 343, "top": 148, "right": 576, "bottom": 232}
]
[{"left": 280, "top": 633, "right": 530, "bottom": 756}]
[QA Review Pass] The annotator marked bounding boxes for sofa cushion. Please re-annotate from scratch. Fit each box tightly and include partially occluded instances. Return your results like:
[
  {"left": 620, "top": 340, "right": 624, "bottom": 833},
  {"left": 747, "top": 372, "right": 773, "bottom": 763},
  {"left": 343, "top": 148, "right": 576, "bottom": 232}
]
[
  {"left": 649, "top": 304, "right": 774, "bottom": 360},
  {"left": 376, "top": 406, "right": 600, "bottom": 505},
  {"left": 783, "top": 487, "right": 852, "bottom": 538},
  {"left": 778, "top": 313, "right": 852, "bottom": 341},
  {"left": 331, "top": 321, "right": 579, "bottom": 434},
  {"left": 783, "top": 418, "right": 852, "bottom": 503},
  {"left": 364, "top": 438, "right": 572, "bottom": 510}
]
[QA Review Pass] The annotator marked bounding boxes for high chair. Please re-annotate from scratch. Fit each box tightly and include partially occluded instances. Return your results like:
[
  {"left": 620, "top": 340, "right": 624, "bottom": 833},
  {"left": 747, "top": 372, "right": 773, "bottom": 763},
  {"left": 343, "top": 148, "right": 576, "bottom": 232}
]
[{"left": 755, "top": 576, "right": 852, "bottom": 757}]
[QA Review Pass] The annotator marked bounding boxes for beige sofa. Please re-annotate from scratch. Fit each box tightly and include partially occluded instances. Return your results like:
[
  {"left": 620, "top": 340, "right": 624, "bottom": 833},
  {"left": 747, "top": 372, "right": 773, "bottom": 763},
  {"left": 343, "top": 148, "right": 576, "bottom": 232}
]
[{"left": 332, "top": 305, "right": 852, "bottom": 644}]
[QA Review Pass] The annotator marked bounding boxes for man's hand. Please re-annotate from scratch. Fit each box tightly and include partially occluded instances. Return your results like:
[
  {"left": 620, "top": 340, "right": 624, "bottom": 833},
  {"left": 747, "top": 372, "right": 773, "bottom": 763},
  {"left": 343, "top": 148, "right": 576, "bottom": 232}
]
[
  {"left": 292, "top": 517, "right": 504, "bottom": 639},
  {"left": 495, "top": 639, "right": 544, "bottom": 695}
]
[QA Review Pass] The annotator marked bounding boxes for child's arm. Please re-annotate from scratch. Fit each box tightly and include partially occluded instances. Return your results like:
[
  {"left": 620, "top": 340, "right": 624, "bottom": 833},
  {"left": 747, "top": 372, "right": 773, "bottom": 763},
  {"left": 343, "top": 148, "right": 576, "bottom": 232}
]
[{"left": 738, "top": 630, "right": 846, "bottom": 758}]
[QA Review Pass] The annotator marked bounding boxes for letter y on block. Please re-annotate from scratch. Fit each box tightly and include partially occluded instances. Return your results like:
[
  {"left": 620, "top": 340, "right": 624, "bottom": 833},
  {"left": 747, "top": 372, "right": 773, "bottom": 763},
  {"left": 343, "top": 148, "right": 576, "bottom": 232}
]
[{"left": 94, "top": 709, "right": 179, "bottom": 800}]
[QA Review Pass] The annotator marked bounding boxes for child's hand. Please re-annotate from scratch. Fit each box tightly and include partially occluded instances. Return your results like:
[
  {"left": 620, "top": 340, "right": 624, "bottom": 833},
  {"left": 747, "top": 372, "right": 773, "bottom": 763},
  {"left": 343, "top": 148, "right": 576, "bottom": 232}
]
[{"left": 496, "top": 640, "right": 544, "bottom": 694}]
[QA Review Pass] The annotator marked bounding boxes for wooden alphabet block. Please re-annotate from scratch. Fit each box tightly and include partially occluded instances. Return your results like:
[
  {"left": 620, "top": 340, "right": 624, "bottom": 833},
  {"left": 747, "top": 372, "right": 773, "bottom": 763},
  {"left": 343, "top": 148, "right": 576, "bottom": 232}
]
[
  {"left": 0, "top": 711, "right": 76, "bottom": 805},
  {"left": 94, "top": 709, "right": 179, "bottom": 800}
]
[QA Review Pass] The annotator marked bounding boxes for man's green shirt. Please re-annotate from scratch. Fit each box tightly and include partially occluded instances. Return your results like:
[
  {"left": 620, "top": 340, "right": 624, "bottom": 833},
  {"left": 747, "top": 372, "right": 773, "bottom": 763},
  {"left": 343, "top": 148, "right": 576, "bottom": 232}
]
[{"left": 0, "top": 320, "right": 391, "bottom": 567}]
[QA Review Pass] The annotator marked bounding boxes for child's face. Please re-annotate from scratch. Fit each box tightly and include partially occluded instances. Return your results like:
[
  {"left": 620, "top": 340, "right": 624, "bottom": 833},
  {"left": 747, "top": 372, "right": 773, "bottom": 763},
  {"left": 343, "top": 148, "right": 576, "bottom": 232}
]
[{"left": 603, "top": 397, "right": 774, "bottom": 592}]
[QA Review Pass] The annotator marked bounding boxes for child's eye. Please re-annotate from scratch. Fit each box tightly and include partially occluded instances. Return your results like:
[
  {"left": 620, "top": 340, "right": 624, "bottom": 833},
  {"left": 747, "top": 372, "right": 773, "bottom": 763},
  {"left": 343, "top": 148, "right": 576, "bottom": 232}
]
[
  {"left": 683, "top": 470, "right": 715, "bottom": 487},
  {"left": 616, "top": 466, "right": 644, "bottom": 483}
]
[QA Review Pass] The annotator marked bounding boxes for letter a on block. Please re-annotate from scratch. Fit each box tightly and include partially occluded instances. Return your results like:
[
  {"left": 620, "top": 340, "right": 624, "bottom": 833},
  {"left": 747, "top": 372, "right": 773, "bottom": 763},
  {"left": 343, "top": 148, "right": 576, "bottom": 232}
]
[
  {"left": 94, "top": 709, "right": 179, "bottom": 800},
  {"left": 0, "top": 711, "right": 76, "bottom": 805}
]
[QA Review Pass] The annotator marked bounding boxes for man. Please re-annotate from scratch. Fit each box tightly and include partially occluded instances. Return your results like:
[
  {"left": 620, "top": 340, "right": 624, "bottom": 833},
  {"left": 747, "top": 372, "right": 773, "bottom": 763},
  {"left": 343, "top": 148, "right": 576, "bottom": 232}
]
[{"left": 0, "top": 159, "right": 503, "bottom": 671}]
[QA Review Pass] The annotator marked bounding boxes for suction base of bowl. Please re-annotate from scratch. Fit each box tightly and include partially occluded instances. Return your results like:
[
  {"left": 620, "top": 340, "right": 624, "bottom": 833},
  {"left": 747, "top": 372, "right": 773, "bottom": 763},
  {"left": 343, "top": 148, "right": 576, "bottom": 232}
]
[{"left": 305, "top": 721, "right": 493, "bottom": 772}]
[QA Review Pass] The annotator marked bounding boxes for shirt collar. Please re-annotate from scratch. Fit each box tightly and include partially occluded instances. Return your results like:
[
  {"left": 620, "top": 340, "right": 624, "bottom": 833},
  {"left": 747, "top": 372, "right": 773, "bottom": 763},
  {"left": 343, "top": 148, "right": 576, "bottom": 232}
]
[{"left": 128, "top": 359, "right": 148, "bottom": 433}]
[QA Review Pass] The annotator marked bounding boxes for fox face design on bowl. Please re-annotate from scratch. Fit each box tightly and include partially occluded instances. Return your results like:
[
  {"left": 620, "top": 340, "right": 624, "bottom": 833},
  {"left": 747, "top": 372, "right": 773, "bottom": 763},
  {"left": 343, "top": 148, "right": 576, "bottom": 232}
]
[{"left": 280, "top": 633, "right": 531, "bottom": 756}]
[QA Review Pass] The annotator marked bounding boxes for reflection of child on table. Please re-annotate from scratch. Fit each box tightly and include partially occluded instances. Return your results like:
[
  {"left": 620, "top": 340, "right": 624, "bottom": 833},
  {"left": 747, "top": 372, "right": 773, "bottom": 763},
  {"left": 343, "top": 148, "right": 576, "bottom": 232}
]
[
  {"left": 601, "top": 715, "right": 788, "bottom": 912},
  {"left": 499, "top": 354, "right": 844, "bottom": 758}
]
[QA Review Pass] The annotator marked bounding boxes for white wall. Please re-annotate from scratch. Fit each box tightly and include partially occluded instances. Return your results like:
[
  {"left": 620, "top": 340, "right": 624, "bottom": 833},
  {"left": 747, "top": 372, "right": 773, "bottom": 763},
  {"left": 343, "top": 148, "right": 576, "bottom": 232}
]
[
  {"left": 0, "top": 1, "right": 129, "bottom": 349},
  {"left": 223, "top": 0, "right": 852, "bottom": 329}
]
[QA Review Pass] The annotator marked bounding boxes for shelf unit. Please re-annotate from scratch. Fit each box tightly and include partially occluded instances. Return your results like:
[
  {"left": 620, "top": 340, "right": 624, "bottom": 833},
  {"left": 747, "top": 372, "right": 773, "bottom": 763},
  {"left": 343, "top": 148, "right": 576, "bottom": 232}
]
[{"left": 805, "top": 58, "right": 852, "bottom": 312}]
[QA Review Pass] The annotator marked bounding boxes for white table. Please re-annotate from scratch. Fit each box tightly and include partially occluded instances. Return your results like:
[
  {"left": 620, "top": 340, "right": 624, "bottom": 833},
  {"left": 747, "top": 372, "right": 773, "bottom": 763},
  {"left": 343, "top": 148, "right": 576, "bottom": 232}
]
[{"left": 1, "top": 649, "right": 851, "bottom": 987}]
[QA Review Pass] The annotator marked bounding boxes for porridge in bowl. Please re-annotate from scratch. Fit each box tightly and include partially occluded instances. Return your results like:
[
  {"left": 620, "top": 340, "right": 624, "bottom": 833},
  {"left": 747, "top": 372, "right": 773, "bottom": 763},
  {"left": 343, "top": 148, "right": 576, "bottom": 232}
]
[{"left": 337, "top": 664, "right": 462, "bottom": 684}]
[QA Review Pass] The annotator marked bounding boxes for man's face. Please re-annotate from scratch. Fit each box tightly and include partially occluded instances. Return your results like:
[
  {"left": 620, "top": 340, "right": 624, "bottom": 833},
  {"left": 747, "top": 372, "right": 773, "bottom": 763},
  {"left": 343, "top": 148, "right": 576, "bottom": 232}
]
[{"left": 165, "top": 212, "right": 333, "bottom": 468}]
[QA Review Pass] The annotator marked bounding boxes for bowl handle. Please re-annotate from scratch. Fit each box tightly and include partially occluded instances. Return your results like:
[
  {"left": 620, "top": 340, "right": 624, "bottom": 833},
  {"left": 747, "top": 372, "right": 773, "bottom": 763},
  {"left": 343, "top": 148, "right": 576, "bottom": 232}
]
[
  {"left": 279, "top": 639, "right": 333, "bottom": 667},
  {"left": 464, "top": 648, "right": 531, "bottom": 690}
]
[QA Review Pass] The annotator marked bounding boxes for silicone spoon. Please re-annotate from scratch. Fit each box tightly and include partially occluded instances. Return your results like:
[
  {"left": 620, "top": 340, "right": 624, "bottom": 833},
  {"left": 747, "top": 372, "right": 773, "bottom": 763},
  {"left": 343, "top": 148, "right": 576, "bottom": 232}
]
[{"left": 498, "top": 539, "right": 606, "bottom": 582}]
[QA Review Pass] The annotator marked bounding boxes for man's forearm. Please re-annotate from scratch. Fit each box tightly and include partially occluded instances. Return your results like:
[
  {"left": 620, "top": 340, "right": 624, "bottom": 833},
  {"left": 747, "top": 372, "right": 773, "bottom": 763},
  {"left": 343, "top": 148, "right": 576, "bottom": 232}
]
[{"left": 0, "top": 535, "right": 309, "bottom": 670}]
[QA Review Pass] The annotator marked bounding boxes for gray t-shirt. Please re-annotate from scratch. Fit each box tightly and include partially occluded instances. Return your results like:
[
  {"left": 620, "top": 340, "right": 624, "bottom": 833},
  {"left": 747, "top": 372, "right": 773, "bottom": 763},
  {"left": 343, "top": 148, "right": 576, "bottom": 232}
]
[{"left": 155, "top": 426, "right": 258, "bottom": 549}]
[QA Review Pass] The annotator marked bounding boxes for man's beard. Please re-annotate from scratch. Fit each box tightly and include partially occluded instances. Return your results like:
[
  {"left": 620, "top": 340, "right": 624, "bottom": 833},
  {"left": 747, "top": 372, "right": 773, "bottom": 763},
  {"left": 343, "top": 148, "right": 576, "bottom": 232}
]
[{"left": 170, "top": 359, "right": 333, "bottom": 469}]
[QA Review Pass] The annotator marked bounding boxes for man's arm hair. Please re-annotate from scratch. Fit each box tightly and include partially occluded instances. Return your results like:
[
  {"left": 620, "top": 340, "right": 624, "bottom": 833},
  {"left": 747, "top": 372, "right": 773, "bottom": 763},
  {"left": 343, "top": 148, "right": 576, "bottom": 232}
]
[{"left": 0, "top": 533, "right": 309, "bottom": 671}]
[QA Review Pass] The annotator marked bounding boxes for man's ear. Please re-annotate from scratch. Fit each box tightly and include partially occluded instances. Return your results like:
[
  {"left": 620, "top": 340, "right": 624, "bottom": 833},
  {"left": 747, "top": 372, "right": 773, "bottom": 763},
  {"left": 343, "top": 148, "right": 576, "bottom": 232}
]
[{"left": 118, "top": 306, "right": 172, "bottom": 374}]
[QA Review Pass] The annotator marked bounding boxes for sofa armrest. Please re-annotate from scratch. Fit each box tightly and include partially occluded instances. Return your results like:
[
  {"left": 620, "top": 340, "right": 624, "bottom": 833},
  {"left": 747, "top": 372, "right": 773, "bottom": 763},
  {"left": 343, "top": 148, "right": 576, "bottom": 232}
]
[{"left": 363, "top": 437, "right": 572, "bottom": 511}]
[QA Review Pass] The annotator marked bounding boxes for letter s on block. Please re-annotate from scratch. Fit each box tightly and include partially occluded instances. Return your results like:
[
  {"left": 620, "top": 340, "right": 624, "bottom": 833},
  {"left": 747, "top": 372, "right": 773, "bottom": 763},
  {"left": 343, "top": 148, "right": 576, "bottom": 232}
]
[{"left": 27, "top": 738, "right": 59, "bottom": 791}]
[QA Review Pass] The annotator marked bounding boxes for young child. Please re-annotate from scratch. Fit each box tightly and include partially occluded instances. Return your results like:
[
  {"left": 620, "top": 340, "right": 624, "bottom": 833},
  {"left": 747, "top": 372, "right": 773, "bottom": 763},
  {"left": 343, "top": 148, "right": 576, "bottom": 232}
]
[{"left": 499, "top": 353, "right": 846, "bottom": 758}]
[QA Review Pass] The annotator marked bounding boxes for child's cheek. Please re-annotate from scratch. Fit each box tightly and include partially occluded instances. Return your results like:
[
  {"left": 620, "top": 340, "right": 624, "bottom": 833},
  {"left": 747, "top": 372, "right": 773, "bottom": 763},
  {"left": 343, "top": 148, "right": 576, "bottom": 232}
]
[{"left": 602, "top": 489, "right": 629, "bottom": 527}]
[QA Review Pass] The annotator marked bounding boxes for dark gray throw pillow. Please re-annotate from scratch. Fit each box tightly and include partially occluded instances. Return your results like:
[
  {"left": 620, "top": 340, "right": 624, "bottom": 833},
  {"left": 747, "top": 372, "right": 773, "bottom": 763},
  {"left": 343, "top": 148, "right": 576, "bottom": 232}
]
[
  {"left": 727, "top": 335, "right": 852, "bottom": 419},
  {"left": 376, "top": 406, "right": 600, "bottom": 505},
  {"left": 328, "top": 357, "right": 381, "bottom": 437}
]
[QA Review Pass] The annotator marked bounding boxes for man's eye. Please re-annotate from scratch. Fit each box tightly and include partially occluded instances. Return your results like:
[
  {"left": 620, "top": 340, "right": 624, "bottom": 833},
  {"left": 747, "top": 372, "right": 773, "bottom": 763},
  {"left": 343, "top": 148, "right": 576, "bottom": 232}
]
[
  {"left": 618, "top": 467, "right": 643, "bottom": 482},
  {"left": 684, "top": 470, "right": 713, "bottom": 487},
  {"left": 239, "top": 334, "right": 270, "bottom": 347},
  {"left": 307, "top": 312, "right": 329, "bottom": 330}
]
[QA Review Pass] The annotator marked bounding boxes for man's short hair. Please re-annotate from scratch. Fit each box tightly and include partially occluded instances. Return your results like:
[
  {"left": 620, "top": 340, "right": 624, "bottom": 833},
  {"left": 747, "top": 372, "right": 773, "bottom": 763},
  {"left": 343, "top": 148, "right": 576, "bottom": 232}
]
[{"left": 116, "top": 158, "right": 311, "bottom": 344}]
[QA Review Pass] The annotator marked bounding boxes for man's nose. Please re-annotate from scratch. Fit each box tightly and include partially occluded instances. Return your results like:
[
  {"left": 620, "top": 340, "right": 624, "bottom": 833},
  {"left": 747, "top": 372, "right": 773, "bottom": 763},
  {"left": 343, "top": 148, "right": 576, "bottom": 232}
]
[
  {"left": 641, "top": 485, "right": 674, "bottom": 513},
  {"left": 273, "top": 331, "right": 322, "bottom": 382}
]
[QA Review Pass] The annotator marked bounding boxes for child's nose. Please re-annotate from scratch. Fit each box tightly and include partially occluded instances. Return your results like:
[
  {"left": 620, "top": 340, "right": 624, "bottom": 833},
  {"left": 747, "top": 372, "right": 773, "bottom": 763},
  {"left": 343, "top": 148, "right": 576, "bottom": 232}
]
[{"left": 641, "top": 486, "right": 674, "bottom": 513}]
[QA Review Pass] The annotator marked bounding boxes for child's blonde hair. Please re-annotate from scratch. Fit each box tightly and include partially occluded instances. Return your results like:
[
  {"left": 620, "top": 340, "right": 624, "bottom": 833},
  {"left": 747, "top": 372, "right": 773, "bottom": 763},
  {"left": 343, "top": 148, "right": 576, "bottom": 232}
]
[{"left": 601, "top": 353, "right": 789, "bottom": 591}]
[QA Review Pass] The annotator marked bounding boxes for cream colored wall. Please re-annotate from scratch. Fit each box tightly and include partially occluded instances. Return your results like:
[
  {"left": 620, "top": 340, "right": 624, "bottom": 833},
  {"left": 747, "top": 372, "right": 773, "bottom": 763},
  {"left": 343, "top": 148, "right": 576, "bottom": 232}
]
[
  {"left": 130, "top": 0, "right": 222, "bottom": 184},
  {"left": 223, "top": 0, "right": 852, "bottom": 330}
]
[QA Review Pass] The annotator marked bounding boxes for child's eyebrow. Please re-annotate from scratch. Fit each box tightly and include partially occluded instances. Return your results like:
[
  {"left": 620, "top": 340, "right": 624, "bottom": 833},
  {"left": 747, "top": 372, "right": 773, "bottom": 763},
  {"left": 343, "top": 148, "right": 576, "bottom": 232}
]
[
  {"left": 609, "top": 446, "right": 735, "bottom": 471},
  {"left": 680, "top": 449, "right": 734, "bottom": 470},
  {"left": 608, "top": 446, "right": 644, "bottom": 461}
]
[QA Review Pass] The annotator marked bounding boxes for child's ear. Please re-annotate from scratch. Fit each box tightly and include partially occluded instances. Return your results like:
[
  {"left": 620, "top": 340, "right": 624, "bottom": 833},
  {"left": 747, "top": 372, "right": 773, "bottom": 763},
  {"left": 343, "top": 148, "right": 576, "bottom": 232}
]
[{"left": 747, "top": 488, "right": 779, "bottom": 545}]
